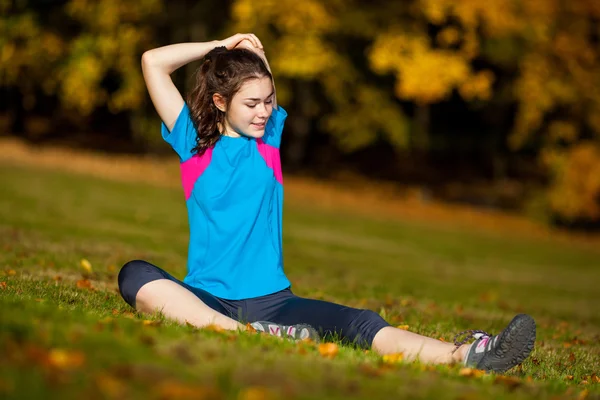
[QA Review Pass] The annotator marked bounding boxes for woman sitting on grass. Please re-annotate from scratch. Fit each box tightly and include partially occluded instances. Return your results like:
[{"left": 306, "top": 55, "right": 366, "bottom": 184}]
[{"left": 118, "top": 33, "right": 536, "bottom": 373}]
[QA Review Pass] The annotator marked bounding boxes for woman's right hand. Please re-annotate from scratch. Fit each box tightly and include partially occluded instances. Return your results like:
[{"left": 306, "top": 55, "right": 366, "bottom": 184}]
[{"left": 218, "top": 33, "right": 263, "bottom": 51}]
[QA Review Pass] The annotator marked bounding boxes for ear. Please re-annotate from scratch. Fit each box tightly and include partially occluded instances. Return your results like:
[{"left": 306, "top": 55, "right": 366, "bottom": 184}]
[{"left": 212, "top": 93, "right": 227, "bottom": 112}]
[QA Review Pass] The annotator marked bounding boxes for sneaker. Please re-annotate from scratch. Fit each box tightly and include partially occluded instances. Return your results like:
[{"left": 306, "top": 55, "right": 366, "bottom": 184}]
[
  {"left": 454, "top": 314, "right": 536, "bottom": 373},
  {"left": 250, "top": 321, "right": 320, "bottom": 343}
]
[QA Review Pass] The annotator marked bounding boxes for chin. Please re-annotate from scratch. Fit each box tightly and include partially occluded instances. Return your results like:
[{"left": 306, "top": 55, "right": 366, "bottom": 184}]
[{"left": 246, "top": 130, "right": 265, "bottom": 139}]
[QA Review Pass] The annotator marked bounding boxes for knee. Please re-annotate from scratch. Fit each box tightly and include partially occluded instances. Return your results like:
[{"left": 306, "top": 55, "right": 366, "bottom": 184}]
[
  {"left": 117, "top": 260, "right": 153, "bottom": 308},
  {"left": 348, "top": 309, "right": 389, "bottom": 348}
]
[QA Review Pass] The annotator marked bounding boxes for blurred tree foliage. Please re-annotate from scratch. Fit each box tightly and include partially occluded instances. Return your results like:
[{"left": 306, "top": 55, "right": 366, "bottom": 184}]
[{"left": 1, "top": 0, "right": 599, "bottom": 224}]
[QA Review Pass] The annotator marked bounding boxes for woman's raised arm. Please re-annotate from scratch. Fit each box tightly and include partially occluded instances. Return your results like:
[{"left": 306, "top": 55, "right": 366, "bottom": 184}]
[{"left": 141, "top": 34, "right": 263, "bottom": 131}]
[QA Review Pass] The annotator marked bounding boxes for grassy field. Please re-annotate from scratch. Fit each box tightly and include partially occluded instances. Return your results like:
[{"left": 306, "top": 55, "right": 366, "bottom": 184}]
[{"left": 1, "top": 152, "right": 599, "bottom": 399}]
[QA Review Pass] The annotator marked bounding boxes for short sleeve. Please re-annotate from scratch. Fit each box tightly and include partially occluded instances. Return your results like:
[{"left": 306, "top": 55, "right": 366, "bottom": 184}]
[
  {"left": 161, "top": 103, "right": 197, "bottom": 162},
  {"left": 261, "top": 105, "right": 287, "bottom": 149}
]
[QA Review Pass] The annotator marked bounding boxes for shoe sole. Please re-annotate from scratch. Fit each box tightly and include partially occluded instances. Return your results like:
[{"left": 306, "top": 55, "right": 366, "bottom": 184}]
[{"left": 477, "top": 314, "right": 536, "bottom": 373}]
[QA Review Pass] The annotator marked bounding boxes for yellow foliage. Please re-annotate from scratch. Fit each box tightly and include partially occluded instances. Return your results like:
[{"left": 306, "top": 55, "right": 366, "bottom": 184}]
[
  {"left": 547, "top": 143, "right": 600, "bottom": 220},
  {"left": 370, "top": 32, "right": 474, "bottom": 103}
]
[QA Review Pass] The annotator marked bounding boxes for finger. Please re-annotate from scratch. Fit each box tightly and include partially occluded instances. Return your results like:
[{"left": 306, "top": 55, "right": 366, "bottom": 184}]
[
  {"left": 238, "top": 33, "right": 256, "bottom": 48},
  {"left": 250, "top": 34, "right": 263, "bottom": 49}
]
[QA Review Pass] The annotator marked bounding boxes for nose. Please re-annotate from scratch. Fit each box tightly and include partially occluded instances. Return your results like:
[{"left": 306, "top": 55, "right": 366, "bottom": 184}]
[{"left": 257, "top": 103, "right": 269, "bottom": 118}]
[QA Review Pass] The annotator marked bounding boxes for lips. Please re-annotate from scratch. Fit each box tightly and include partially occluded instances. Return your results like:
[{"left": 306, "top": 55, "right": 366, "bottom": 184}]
[{"left": 252, "top": 122, "right": 266, "bottom": 129}]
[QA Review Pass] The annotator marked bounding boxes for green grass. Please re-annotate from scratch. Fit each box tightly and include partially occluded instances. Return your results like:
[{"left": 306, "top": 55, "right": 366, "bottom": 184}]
[{"left": 1, "top": 163, "right": 599, "bottom": 399}]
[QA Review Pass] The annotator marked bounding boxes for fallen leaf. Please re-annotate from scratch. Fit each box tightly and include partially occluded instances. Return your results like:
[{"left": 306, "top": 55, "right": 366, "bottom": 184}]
[
  {"left": 581, "top": 380, "right": 589, "bottom": 385},
  {"left": 566, "top": 375, "right": 574, "bottom": 381},
  {"left": 203, "top": 324, "right": 224, "bottom": 333},
  {"left": 459, "top": 368, "right": 486, "bottom": 378},
  {"left": 578, "top": 389, "right": 589, "bottom": 400},
  {"left": 382, "top": 353, "right": 404, "bottom": 364},
  {"left": 245, "top": 323, "right": 256, "bottom": 333},
  {"left": 318, "top": 343, "right": 339, "bottom": 359},
  {"left": 53, "top": 275, "right": 62, "bottom": 281},
  {"left": 396, "top": 325, "right": 410, "bottom": 330},
  {"left": 157, "top": 380, "right": 221, "bottom": 400},
  {"left": 48, "top": 349, "right": 86, "bottom": 369},
  {"left": 238, "top": 386, "right": 275, "bottom": 400},
  {"left": 111, "top": 309, "right": 120, "bottom": 315},
  {"left": 569, "top": 353, "right": 577, "bottom": 363},
  {"left": 76, "top": 279, "right": 93, "bottom": 289},
  {"left": 591, "top": 374, "right": 599, "bottom": 383},
  {"left": 80, "top": 258, "right": 93, "bottom": 273},
  {"left": 95, "top": 374, "right": 127, "bottom": 398},
  {"left": 7, "top": 270, "right": 16, "bottom": 276},
  {"left": 142, "top": 320, "right": 161, "bottom": 327},
  {"left": 0, "top": 282, "right": 6, "bottom": 289}
]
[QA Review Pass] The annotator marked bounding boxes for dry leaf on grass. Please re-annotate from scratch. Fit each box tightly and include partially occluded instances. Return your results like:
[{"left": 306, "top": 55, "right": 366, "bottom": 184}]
[
  {"left": 238, "top": 386, "right": 275, "bottom": 400},
  {"left": 318, "top": 343, "right": 339, "bottom": 359},
  {"left": 382, "top": 353, "right": 404, "bottom": 364},
  {"left": 48, "top": 349, "right": 86, "bottom": 369},
  {"left": 459, "top": 368, "right": 486, "bottom": 378},
  {"left": 76, "top": 279, "right": 93, "bottom": 289},
  {"left": 396, "top": 325, "right": 410, "bottom": 330},
  {"left": 142, "top": 320, "right": 161, "bottom": 327},
  {"left": 0, "top": 282, "right": 6, "bottom": 290},
  {"left": 158, "top": 380, "right": 221, "bottom": 400},
  {"left": 95, "top": 374, "right": 127, "bottom": 398},
  {"left": 80, "top": 258, "right": 93, "bottom": 274},
  {"left": 203, "top": 324, "right": 225, "bottom": 333}
]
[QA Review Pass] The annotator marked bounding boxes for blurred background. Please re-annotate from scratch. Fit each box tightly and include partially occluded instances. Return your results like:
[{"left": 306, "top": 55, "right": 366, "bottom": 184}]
[{"left": 2, "top": 0, "right": 600, "bottom": 230}]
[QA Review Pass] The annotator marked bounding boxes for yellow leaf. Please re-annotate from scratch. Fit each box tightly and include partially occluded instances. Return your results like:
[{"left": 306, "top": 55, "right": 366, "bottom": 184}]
[
  {"left": 48, "top": 349, "right": 86, "bottom": 369},
  {"left": 459, "top": 368, "right": 486, "bottom": 378},
  {"left": 0, "top": 282, "right": 6, "bottom": 290},
  {"left": 396, "top": 325, "right": 410, "bottom": 330},
  {"left": 7, "top": 270, "right": 16, "bottom": 276},
  {"left": 203, "top": 324, "right": 225, "bottom": 333},
  {"left": 238, "top": 386, "right": 275, "bottom": 400},
  {"left": 80, "top": 258, "right": 93, "bottom": 273},
  {"left": 142, "top": 320, "right": 160, "bottom": 327},
  {"left": 318, "top": 343, "right": 339, "bottom": 359},
  {"left": 382, "top": 353, "right": 404, "bottom": 364}
]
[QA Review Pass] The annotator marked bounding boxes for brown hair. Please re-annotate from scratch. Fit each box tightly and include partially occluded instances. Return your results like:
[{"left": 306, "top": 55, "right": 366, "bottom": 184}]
[{"left": 187, "top": 47, "right": 272, "bottom": 155}]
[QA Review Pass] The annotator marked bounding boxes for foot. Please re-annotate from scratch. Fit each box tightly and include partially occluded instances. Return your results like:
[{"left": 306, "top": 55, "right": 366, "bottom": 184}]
[
  {"left": 455, "top": 314, "right": 536, "bottom": 373},
  {"left": 250, "top": 321, "right": 320, "bottom": 342}
]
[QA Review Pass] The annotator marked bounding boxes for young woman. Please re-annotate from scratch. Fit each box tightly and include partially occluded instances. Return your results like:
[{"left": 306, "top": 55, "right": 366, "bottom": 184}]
[{"left": 118, "top": 33, "right": 536, "bottom": 373}]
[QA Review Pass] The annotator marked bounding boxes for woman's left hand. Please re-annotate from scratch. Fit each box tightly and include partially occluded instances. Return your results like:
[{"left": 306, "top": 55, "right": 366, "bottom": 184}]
[{"left": 235, "top": 38, "right": 265, "bottom": 55}]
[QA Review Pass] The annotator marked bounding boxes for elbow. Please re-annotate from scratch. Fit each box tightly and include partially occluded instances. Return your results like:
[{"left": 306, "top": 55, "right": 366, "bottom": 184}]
[{"left": 141, "top": 50, "right": 157, "bottom": 68}]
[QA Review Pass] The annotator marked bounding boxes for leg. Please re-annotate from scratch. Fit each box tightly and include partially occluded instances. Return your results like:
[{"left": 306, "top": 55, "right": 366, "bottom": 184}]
[
  {"left": 246, "top": 289, "right": 389, "bottom": 347},
  {"left": 247, "top": 289, "right": 464, "bottom": 364},
  {"left": 372, "top": 327, "right": 468, "bottom": 363},
  {"left": 118, "top": 260, "right": 244, "bottom": 331}
]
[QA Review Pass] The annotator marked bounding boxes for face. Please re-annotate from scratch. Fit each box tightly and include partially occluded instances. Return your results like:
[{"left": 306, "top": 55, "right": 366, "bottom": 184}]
[{"left": 216, "top": 76, "right": 274, "bottom": 139}]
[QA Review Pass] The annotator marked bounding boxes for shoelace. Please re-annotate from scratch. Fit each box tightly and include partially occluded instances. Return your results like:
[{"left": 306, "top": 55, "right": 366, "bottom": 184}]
[{"left": 451, "top": 329, "right": 491, "bottom": 353}]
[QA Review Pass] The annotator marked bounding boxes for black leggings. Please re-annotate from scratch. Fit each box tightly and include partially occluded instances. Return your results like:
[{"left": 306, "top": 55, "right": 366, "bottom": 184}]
[{"left": 118, "top": 260, "right": 390, "bottom": 348}]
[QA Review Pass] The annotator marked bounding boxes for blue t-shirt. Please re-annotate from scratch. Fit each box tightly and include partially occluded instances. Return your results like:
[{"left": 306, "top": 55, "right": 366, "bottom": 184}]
[{"left": 161, "top": 104, "right": 291, "bottom": 300}]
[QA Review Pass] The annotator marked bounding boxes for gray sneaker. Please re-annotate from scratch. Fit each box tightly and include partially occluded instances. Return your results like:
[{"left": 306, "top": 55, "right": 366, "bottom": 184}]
[
  {"left": 250, "top": 321, "right": 320, "bottom": 342},
  {"left": 455, "top": 314, "right": 536, "bottom": 373}
]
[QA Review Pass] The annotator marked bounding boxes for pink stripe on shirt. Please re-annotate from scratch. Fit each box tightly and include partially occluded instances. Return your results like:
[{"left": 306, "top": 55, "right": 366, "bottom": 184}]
[
  {"left": 180, "top": 147, "right": 213, "bottom": 200},
  {"left": 256, "top": 139, "right": 283, "bottom": 185}
]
